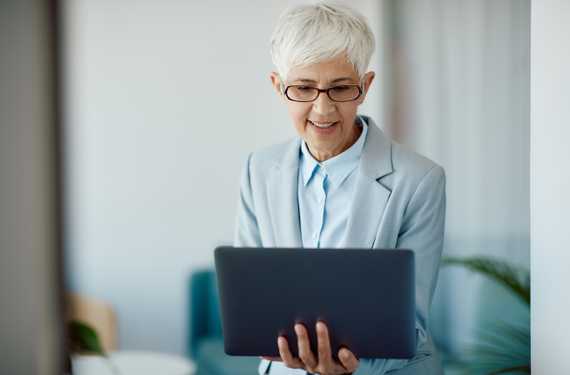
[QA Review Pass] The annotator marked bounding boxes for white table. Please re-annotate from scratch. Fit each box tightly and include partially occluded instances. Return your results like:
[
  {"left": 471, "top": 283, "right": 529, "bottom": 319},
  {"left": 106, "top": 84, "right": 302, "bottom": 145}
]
[{"left": 72, "top": 351, "right": 195, "bottom": 375}]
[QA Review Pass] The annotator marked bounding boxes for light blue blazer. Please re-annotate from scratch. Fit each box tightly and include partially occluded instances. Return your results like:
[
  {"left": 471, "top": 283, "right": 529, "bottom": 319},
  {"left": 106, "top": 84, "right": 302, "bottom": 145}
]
[{"left": 234, "top": 116, "right": 446, "bottom": 375}]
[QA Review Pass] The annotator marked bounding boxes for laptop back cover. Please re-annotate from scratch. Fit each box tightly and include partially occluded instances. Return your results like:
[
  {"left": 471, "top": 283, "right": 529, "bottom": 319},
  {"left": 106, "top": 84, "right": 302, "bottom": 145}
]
[{"left": 214, "top": 246, "right": 416, "bottom": 359}]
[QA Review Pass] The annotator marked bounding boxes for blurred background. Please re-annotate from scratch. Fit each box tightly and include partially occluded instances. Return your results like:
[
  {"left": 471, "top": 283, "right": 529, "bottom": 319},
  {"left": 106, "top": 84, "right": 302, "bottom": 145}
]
[
  {"left": 63, "top": 0, "right": 530, "bottom": 358},
  {"left": 11, "top": 0, "right": 570, "bottom": 374}
]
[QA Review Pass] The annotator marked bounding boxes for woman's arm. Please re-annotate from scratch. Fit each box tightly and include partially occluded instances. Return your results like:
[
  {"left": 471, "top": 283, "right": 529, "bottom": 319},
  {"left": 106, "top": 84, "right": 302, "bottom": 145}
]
[
  {"left": 234, "top": 153, "right": 272, "bottom": 375},
  {"left": 234, "top": 153, "right": 263, "bottom": 247},
  {"left": 356, "top": 166, "right": 446, "bottom": 375}
]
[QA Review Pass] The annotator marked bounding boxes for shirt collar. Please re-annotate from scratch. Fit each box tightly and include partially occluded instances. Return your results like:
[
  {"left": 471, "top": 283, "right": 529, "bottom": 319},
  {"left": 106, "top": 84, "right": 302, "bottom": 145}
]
[{"left": 300, "top": 115, "right": 369, "bottom": 187}]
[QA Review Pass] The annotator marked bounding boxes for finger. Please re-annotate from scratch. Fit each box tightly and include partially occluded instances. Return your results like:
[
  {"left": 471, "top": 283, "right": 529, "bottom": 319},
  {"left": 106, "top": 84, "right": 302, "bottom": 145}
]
[
  {"left": 295, "top": 323, "right": 317, "bottom": 369},
  {"left": 338, "top": 347, "right": 359, "bottom": 372},
  {"left": 315, "top": 321, "right": 336, "bottom": 374},
  {"left": 277, "top": 336, "right": 304, "bottom": 369},
  {"left": 316, "top": 321, "right": 333, "bottom": 363}
]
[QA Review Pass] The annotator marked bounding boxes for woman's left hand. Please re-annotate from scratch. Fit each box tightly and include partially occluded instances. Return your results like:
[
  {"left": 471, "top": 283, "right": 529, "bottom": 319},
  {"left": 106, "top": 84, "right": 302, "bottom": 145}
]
[{"left": 263, "top": 321, "right": 360, "bottom": 375}]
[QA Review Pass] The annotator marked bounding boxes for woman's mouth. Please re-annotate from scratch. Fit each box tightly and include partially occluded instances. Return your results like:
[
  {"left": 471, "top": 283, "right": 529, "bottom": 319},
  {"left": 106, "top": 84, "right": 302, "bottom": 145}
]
[{"left": 308, "top": 120, "right": 338, "bottom": 130}]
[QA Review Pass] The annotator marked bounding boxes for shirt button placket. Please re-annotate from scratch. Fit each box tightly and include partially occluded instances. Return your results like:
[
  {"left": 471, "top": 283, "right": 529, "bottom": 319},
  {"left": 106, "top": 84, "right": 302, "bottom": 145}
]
[{"left": 317, "top": 172, "right": 327, "bottom": 248}]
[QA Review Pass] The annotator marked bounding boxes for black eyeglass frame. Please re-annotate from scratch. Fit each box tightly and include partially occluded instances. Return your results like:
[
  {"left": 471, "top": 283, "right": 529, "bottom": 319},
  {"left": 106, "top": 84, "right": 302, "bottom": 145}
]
[{"left": 283, "top": 84, "right": 363, "bottom": 103}]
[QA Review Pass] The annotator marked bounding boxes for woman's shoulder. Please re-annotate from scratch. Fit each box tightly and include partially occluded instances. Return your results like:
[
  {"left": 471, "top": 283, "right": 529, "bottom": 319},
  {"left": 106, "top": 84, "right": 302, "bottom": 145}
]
[
  {"left": 391, "top": 142, "right": 443, "bottom": 177},
  {"left": 380, "top": 140, "right": 445, "bottom": 193},
  {"left": 364, "top": 120, "right": 444, "bottom": 186},
  {"left": 363, "top": 117, "right": 444, "bottom": 181},
  {"left": 247, "top": 137, "right": 300, "bottom": 173}
]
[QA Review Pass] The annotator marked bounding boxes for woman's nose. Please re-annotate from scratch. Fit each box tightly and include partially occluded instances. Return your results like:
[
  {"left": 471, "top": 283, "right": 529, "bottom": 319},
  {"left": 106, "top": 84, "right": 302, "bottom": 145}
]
[{"left": 312, "top": 91, "right": 336, "bottom": 115}]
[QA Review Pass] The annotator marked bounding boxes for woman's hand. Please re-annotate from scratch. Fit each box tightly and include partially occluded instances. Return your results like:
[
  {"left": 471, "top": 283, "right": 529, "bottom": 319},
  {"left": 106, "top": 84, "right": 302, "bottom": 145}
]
[{"left": 262, "top": 321, "right": 359, "bottom": 375}]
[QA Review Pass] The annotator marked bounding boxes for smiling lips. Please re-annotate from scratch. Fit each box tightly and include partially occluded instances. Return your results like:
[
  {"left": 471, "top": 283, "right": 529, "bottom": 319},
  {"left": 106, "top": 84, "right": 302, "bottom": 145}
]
[{"left": 308, "top": 120, "right": 338, "bottom": 129}]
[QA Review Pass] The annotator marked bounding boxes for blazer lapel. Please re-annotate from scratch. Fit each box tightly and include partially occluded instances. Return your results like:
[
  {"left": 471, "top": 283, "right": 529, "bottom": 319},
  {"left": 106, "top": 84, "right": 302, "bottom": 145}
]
[
  {"left": 341, "top": 117, "right": 394, "bottom": 248},
  {"left": 267, "top": 138, "right": 303, "bottom": 247}
]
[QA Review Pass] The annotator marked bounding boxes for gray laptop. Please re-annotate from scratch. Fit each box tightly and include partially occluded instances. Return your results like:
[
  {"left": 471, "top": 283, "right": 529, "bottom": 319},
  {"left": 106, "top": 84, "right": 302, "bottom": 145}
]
[{"left": 214, "top": 246, "right": 416, "bottom": 360}]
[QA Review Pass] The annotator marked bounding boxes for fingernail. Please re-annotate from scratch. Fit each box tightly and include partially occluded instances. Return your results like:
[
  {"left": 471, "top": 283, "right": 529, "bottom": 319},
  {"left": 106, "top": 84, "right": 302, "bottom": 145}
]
[{"left": 294, "top": 324, "right": 301, "bottom": 334}]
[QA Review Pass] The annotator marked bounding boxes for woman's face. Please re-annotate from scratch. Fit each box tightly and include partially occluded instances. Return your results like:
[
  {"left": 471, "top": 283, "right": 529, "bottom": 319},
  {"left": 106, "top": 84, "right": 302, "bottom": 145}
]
[{"left": 271, "top": 54, "right": 374, "bottom": 161}]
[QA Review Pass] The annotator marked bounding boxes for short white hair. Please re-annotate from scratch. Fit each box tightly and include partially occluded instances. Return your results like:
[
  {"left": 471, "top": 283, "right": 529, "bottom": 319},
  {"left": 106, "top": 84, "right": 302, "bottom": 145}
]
[{"left": 270, "top": 2, "right": 375, "bottom": 82}]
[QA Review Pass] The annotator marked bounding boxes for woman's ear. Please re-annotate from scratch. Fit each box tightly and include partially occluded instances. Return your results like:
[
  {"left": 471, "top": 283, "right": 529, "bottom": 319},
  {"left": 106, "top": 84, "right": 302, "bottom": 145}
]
[
  {"left": 270, "top": 72, "right": 284, "bottom": 97},
  {"left": 357, "top": 71, "right": 375, "bottom": 104}
]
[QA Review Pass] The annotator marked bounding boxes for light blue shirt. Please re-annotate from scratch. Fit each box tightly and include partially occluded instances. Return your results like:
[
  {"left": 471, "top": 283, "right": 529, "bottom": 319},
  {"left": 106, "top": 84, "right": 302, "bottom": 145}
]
[{"left": 298, "top": 116, "right": 368, "bottom": 249}]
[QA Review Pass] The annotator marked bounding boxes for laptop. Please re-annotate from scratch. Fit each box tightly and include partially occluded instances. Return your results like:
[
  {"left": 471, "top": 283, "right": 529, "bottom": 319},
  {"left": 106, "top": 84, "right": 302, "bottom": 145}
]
[{"left": 214, "top": 246, "right": 416, "bottom": 360}]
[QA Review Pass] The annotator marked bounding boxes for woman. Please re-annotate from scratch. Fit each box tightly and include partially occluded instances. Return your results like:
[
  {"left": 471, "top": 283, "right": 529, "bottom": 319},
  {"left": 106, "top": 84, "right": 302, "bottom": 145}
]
[{"left": 234, "top": 3, "right": 446, "bottom": 375}]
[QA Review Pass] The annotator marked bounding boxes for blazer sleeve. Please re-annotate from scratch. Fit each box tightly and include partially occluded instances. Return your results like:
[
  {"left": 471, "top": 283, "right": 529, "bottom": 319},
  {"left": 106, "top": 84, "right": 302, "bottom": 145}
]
[
  {"left": 355, "top": 165, "right": 446, "bottom": 375},
  {"left": 234, "top": 152, "right": 263, "bottom": 248},
  {"left": 234, "top": 154, "right": 273, "bottom": 375}
]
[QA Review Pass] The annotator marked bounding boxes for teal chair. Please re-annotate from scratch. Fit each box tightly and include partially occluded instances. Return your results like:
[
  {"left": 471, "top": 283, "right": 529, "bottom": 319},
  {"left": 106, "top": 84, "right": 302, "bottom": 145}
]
[{"left": 188, "top": 269, "right": 260, "bottom": 375}]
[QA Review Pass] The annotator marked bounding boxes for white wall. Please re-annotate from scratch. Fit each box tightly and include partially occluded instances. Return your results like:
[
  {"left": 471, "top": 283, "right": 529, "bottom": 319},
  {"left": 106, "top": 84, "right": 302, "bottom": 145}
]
[
  {"left": 531, "top": 0, "right": 570, "bottom": 373},
  {"left": 63, "top": 0, "right": 383, "bottom": 354}
]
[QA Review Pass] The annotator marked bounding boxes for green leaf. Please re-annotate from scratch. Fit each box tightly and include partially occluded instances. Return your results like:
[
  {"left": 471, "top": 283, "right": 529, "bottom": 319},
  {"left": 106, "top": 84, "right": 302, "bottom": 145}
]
[
  {"left": 491, "top": 365, "right": 531, "bottom": 374},
  {"left": 69, "top": 320, "right": 106, "bottom": 356},
  {"left": 441, "top": 256, "right": 530, "bottom": 373},
  {"left": 442, "top": 256, "right": 530, "bottom": 305},
  {"left": 475, "top": 321, "right": 530, "bottom": 355}
]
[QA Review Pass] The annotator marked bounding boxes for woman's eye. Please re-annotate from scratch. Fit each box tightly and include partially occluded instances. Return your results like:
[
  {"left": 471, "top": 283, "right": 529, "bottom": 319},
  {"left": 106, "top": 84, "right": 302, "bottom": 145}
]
[
  {"left": 297, "top": 86, "right": 313, "bottom": 91},
  {"left": 331, "top": 85, "right": 351, "bottom": 92}
]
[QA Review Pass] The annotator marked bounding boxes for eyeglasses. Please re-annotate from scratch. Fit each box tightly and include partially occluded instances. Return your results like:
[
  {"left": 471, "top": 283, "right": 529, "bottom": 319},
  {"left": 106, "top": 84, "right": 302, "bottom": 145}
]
[{"left": 283, "top": 84, "right": 363, "bottom": 102}]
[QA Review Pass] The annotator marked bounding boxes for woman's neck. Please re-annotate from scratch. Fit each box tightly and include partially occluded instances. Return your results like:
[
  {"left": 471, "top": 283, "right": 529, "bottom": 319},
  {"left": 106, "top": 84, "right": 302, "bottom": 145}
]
[{"left": 308, "top": 124, "right": 362, "bottom": 162}]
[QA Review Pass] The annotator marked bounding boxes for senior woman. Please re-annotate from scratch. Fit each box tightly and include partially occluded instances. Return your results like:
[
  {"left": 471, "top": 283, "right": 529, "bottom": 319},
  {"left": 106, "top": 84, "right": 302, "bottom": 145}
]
[{"left": 234, "top": 3, "right": 445, "bottom": 375}]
